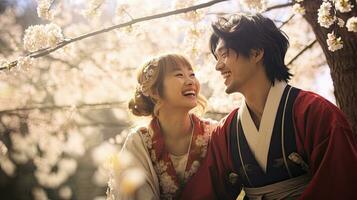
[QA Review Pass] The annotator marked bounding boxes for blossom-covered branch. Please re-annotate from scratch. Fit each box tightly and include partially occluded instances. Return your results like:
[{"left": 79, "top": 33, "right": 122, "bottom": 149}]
[
  {"left": 205, "top": 2, "right": 296, "bottom": 16},
  {"left": 0, "top": 0, "right": 227, "bottom": 71},
  {"left": 264, "top": 2, "right": 294, "bottom": 12},
  {"left": 0, "top": 101, "right": 125, "bottom": 114},
  {"left": 278, "top": 14, "right": 295, "bottom": 29},
  {"left": 287, "top": 39, "right": 317, "bottom": 66}
]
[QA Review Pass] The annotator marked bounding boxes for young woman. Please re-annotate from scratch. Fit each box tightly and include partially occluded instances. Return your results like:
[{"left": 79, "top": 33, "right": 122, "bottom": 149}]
[{"left": 107, "top": 54, "right": 217, "bottom": 200}]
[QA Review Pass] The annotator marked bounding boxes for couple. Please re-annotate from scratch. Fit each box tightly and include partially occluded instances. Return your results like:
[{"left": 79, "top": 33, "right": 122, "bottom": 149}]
[{"left": 108, "top": 13, "right": 357, "bottom": 200}]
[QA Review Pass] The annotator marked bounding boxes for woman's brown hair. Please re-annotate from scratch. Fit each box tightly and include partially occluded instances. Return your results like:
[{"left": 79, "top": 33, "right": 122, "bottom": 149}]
[{"left": 128, "top": 54, "right": 207, "bottom": 117}]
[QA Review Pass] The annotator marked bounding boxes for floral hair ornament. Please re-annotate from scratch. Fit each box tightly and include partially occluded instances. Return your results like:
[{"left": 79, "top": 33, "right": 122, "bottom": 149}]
[{"left": 139, "top": 58, "right": 159, "bottom": 97}]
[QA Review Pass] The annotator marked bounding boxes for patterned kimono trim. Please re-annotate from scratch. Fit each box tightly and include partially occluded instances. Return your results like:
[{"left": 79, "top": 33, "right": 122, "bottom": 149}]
[{"left": 138, "top": 115, "right": 214, "bottom": 200}]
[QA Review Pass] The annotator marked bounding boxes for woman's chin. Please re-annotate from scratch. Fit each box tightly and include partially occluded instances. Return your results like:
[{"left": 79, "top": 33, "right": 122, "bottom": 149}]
[{"left": 183, "top": 102, "right": 197, "bottom": 111}]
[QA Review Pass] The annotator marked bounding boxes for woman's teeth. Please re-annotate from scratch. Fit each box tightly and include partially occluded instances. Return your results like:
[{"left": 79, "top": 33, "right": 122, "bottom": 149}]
[{"left": 183, "top": 90, "right": 196, "bottom": 96}]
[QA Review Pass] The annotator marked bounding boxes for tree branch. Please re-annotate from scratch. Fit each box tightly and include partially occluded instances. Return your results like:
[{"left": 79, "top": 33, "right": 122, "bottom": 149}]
[
  {"left": 46, "top": 55, "right": 78, "bottom": 69},
  {"left": 0, "top": 0, "right": 228, "bottom": 71},
  {"left": 49, "top": 0, "right": 56, "bottom": 10},
  {"left": 264, "top": 2, "right": 294, "bottom": 12},
  {"left": 205, "top": 1, "right": 294, "bottom": 15},
  {"left": 287, "top": 39, "right": 317, "bottom": 66},
  {"left": 0, "top": 101, "right": 125, "bottom": 114},
  {"left": 278, "top": 14, "right": 295, "bottom": 29}
]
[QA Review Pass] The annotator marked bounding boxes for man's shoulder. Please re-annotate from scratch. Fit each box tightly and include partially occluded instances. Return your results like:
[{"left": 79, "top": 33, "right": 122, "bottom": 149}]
[
  {"left": 294, "top": 87, "right": 337, "bottom": 111},
  {"left": 209, "top": 108, "right": 239, "bottom": 140},
  {"left": 293, "top": 87, "right": 349, "bottom": 126},
  {"left": 218, "top": 108, "right": 239, "bottom": 128}
]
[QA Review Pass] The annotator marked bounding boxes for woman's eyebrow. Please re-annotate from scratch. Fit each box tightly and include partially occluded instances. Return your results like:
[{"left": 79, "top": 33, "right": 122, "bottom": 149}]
[{"left": 168, "top": 67, "right": 181, "bottom": 73}]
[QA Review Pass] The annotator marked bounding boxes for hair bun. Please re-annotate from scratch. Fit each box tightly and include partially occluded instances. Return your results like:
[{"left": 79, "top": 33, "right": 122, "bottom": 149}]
[{"left": 128, "top": 90, "right": 155, "bottom": 116}]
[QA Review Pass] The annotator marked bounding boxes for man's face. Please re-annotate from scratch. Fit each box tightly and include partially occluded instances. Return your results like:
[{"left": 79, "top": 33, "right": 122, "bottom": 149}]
[{"left": 214, "top": 39, "right": 258, "bottom": 94}]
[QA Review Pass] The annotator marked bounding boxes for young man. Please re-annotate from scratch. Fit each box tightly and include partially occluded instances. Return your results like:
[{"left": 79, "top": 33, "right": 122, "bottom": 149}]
[{"left": 181, "top": 13, "right": 357, "bottom": 200}]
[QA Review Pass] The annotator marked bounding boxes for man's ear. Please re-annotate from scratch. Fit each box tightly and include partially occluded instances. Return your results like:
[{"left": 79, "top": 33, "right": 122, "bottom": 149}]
[{"left": 251, "top": 49, "right": 264, "bottom": 63}]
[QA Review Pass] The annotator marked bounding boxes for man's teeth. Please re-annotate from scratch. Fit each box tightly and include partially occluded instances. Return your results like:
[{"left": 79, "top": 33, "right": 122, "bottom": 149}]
[{"left": 222, "top": 72, "right": 231, "bottom": 78}]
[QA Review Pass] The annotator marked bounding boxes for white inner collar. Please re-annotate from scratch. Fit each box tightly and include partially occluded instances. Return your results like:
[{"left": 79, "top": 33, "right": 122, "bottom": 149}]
[{"left": 238, "top": 81, "right": 287, "bottom": 173}]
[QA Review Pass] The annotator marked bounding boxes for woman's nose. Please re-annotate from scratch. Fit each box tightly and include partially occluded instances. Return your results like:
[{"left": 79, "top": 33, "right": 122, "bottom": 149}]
[{"left": 185, "top": 76, "right": 194, "bottom": 85}]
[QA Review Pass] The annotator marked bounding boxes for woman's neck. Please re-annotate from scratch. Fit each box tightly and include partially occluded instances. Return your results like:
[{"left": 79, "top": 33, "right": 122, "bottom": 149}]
[
  {"left": 157, "top": 108, "right": 192, "bottom": 140},
  {"left": 157, "top": 108, "right": 193, "bottom": 156}
]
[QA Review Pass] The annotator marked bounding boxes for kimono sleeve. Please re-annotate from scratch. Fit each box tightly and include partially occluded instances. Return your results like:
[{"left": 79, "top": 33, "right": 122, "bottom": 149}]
[
  {"left": 293, "top": 91, "right": 357, "bottom": 200},
  {"left": 109, "top": 130, "right": 160, "bottom": 200}
]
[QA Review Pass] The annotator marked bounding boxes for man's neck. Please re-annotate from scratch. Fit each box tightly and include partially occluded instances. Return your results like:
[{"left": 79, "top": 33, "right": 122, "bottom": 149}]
[{"left": 241, "top": 75, "right": 272, "bottom": 129}]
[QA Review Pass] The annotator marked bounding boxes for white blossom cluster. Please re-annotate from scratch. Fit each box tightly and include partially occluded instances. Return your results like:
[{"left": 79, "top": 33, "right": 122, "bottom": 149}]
[
  {"left": 37, "top": 0, "right": 54, "bottom": 20},
  {"left": 83, "top": 0, "right": 106, "bottom": 18},
  {"left": 346, "top": 17, "right": 357, "bottom": 32},
  {"left": 94, "top": 133, "right": 137, "bottom": 192},
  {"left": 1, "top": 56, "right": 34, "bottom": 72},
  {"left": 241, "top": 0, "right": 266, "bottom": 11},
  {"left": 32, "top": 187, "right": 48, "bottom": 200},
  {"left": 317, "top": 0, "right": 355, "bottom": 30},
  {"left": 174, "top": 0, "right": 204, "bottom": 22},
  {"left": 16, "top": 56, "right": 35, "bottom": 71},
  {"left": 23, "top": 23, "right": 64, "bottom": 52},
  {"left": 327, "top": 32, "right": 343, "bottom": 51},
  {"left": 293, "top": 0, "right": 305, "bottom": 15},
  {"left": 318, "top": 1, "right": 335, "bottom": 28},
  {"left": 32, "top": 185, "right": 72, "bottom": 200},
  {"left": 337, "top": 17, "right": 345, "bottom": 27},
  {"left": 0, "top": 140, "right": 7, "bottom": 155},
  {"left": 105, "top": 129, "right": 149, "bottom": 199},
  {"left": 63, "top": 130, "right": 86, "bottom": 157},
  {"left": 35, "top": 158, "right": 77, "bottom": 189},
  {"left": 313, "top": 0, "right": 356, "bottom": 51},
  {"left": 0, "top": 140, "right": 16, "bottom": 177},
  {"left": 59, "top": 185, "right": 72, "bottom": 199},
  {"left": 10, "top": 132, "right": 38, "bottom": 164},
  {"left": 334, "top": 0, "right": 354, "bottom": 13},
  {"left": 183, "top": 24, "right": 206, "bottom": 62},
  {"left": 92, "top": 142, "right": 118, "bottom": 186},
  {"left": 0, "top": 155, "right": 16, "bottom": 177},
  {"left": 118, "top": 168, "right": 146, "bottom": 195},
  {"left": 115, "top": 3, "right": 129, "bottom": 18},
  {"left": 33, "top": 133, "right": 78, "bottom": 188},
  {"left": 2, "top": 125, "right": 85, "bottom": 198}
]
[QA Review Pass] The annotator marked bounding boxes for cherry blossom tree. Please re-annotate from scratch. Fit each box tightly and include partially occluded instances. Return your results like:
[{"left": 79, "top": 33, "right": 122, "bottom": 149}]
[{"left": 0, "top": 0, "right": 355, "bottom": 199}]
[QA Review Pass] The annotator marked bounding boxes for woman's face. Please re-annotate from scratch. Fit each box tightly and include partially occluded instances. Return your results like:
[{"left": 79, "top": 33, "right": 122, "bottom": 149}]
[{"left": 160, "top": 64, "right": 200, "bottom": 111}]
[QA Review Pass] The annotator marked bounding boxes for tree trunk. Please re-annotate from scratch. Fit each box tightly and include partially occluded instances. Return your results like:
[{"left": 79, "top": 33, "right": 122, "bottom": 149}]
[{"left": 303, "top": 0, "right": 357, "bottom": 134}]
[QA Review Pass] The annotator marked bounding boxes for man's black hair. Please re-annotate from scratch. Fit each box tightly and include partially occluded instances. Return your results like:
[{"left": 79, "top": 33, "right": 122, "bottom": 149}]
[{"left": 210, "top": 13, "right": 292, "bottom": 83}]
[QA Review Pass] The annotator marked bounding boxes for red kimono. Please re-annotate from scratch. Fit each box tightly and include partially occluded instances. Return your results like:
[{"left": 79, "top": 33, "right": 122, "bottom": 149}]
[
  {"left": 181, "top": 86, "right": 357, "bottom": 200},
  {"left": 110, "top": 114, "right": 217, "bottom": 200}
]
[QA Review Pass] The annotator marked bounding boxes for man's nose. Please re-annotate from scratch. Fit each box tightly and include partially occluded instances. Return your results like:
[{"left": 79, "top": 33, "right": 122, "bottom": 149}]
[{"left": 215, "top": 61, "right": 224, "bottom": 71}]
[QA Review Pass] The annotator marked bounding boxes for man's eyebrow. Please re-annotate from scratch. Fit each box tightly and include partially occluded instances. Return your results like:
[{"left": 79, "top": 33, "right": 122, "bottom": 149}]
[{"left": 215, "top": 46, "right": 227, "bottom": 56}]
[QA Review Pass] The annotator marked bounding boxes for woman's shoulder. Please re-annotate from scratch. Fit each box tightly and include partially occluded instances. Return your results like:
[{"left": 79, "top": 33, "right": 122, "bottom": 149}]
[{"left": 123, "top": 126, "right": 153, "bottom": 150}]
